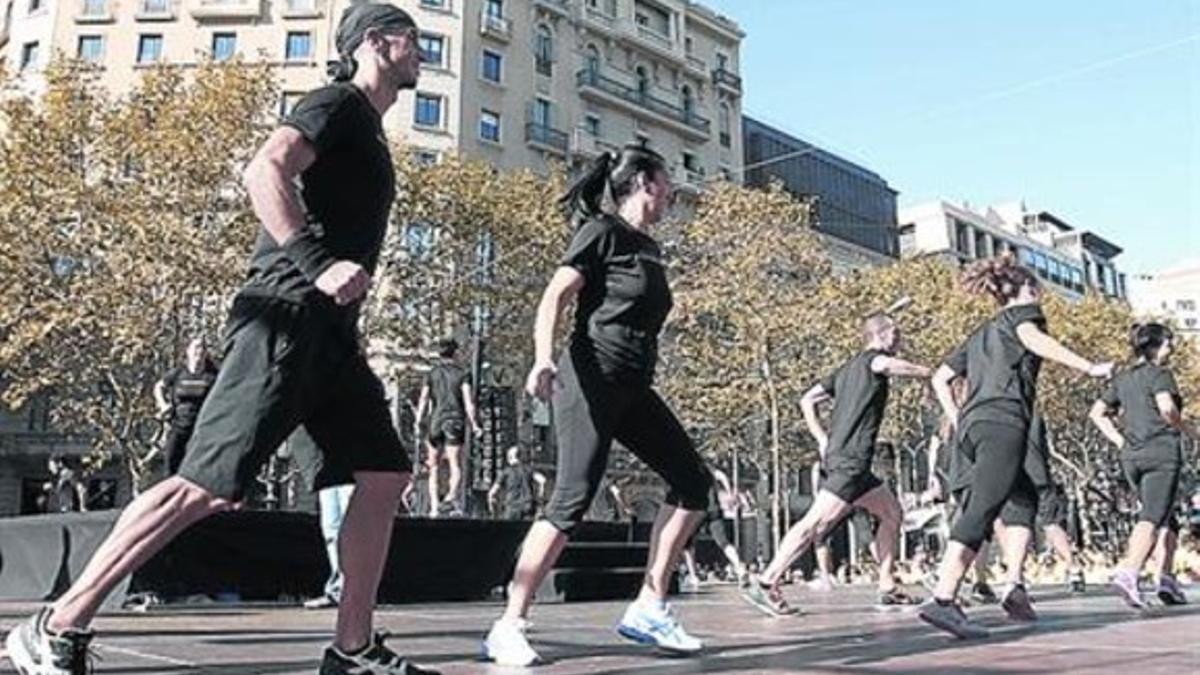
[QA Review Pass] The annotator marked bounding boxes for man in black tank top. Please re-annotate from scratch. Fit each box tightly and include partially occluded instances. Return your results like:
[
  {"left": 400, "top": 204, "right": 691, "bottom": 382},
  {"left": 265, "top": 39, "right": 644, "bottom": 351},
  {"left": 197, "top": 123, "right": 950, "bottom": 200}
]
[
  {"left": 415, "top": 338, "right": 482, "bottom": 517},
  {"left": 743, "top": 314, "right": 932, "bottom": 616}
]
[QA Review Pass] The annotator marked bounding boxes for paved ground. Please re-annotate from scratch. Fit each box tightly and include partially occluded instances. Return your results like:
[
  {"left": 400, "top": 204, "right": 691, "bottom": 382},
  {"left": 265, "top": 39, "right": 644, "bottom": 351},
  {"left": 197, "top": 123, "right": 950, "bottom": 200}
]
[{"left": 2, "top": 583, "right": 1198, "bottom": 674}]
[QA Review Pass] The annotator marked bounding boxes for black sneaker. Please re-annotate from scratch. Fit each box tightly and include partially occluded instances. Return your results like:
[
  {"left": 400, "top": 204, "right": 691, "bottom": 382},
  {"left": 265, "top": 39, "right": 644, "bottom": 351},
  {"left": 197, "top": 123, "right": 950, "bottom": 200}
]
[
  {"left": 970, "top": 581, "right": 999, "bottom": 604},
  {"left": 1068, "top": 569, "right": 1086, "bottom": 594},
  {"left": 319, "top": 631, "right": 439, "bottom": 675},
  {"left": 917, "top": 599, "right": 989, "bottom": 639},
  {"left": 877, "top": 588, "right": 923, "bottom": 609},
  {"left": 1000, "top": 583, "right": 1038, "bottom": 622},
  {"left": 5, "top": 606, "right": 95, "bottom": 675}
]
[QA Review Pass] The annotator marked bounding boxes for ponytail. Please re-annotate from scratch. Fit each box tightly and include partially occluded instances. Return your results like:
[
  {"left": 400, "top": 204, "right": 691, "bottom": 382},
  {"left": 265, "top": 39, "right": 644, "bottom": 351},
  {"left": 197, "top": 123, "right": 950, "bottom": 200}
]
[{"left": 558, "top": 142, "right": 668, "bottom": 227}]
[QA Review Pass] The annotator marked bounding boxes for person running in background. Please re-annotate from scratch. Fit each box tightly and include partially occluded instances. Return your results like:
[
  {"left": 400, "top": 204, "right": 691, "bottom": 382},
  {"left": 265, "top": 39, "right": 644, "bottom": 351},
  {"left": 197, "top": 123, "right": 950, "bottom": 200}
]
[
  {"left": 742, "top": 313, "right": 931, "bottom": 616},
  {"left": 680, "top": 467, "right": 750, "bottom": 589},
  {"left": 414, "top": 338, "right": 482, "bottom": 517},
  {"left": 1091, "top": 322, "right": 1198, "bottom": 608},
  {"left": 919, "top": 255, "right": 1111, "bottom": 639}
]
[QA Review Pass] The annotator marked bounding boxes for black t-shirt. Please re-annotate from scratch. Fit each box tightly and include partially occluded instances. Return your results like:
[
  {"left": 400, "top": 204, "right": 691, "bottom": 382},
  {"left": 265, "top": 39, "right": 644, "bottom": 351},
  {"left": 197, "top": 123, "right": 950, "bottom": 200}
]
[
  {"left": 163, "top": 364, "right": 219, "bottom": 429},
  {"left": 819, "top": 349, "right": 890, "bottom": 473},
  {"left": 562, "top": 215, "right": 673, "bottom": 384},
  {"left": 497, "top": 465, "right": 536, "bottom": 509},
  {"left": 426, "top": 363, "right": 468, "bottom": 422},
  {"left": 245, "top": 83, "right": 395, "bottom": 327},
  {"left": 946, "top": 304, "right": 1046, "bottom": 431},
  {"left": 1102, "top": 362, "right": 1183, "bottom": 458}
]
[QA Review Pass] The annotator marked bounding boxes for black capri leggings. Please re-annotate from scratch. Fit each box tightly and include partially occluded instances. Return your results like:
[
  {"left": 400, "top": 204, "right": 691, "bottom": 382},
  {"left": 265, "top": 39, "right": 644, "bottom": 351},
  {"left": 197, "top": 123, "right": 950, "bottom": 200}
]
[
  {"left": 542, "top": 351, "right": 712, "bottom": 535},
  {"left": 950, "top": 421, "right": 1038, "bottom": 551},
  {"left": 1122, "top": 453, "right": 1181, "bottom": 530}
]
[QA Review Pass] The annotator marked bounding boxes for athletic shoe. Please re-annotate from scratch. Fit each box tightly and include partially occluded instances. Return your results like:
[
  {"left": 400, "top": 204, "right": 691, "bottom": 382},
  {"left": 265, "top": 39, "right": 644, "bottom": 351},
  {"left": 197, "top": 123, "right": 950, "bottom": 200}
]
[
  {"left": 304, "top": 594, "right": 338, "bottom": 610},
  {"left": 917, "top": 599, "right": 990, "bottom": 639},
  {"left": 680, "top": 574, "right": 701, "bottom": 594},
  {"left": 808, "top": 576, "right": 835, "bottom": 592},
  {"left": 1157, "top": 575, "right": 1188, "bottom": 606},
  {"left": 5, "top": 606, "right": 95, "bottom": 675},
  {"left": 877, "top": 588, "right": 922, "bottom": 608},
  {"left": 737, "top": 571, "right": 751, "bottom": 589},
  {"left": 319, "top": 631, "right": 438, "bottom": 675},
  {"left": 970, "top": 581, "right": 999, "bottom": 604},
  {"left": 1111, "top": 569, "right": 1147, "bottom": 609},
  {"left": 1068, "top": 569, "right": 1086, "bottom": 594},
  {"left": 1000, "top": 583, "right": 1038, "bottom": 622},
  {"left": 482, "top": 618, "right": 539, "bottom": 667},
  {"left": 616, "top": 600, "right": 702, "bottom": 655},
  {"left": 741, "top": 580, "right": 799, "bottom": 617}
]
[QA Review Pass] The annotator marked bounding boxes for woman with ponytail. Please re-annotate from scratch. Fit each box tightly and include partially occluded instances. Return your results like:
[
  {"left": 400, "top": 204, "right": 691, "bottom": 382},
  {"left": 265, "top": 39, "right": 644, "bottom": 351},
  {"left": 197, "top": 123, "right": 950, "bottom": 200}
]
[
  {"left": 1090, "top": 322, "right": 1199, "bottom": 608},
  {"left": 483, "top": 145, "right": 712, "bottom": 666},
  {"left": 918, "top": 254, "right": 1113, "bottom": 638}
]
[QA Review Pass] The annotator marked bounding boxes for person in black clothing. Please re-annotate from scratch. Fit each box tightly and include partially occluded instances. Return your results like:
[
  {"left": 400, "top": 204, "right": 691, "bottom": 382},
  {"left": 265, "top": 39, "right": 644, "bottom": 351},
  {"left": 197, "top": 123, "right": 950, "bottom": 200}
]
[
  {"left": 154, "top": 336, "right": 219, "bottom": 475},
  {"left": 1091, "top": 322, "right": 1199, "bottom": 608},
  {"left": 483, "top": 145, "right": 712, "bottom": 667},
  {"left": 415, "top": 338, "right": 482, "bottom": 516},
  {"left": 919, "top": 254, "right": 1111, "bottom": 639},
  {"left": 488, "top": 446, "right": 547, "bottom": 520},
  {"left": 742, "top": 313, "right": 931, "bottom": 617},
  {"left": 5, "top": 6, "right": 438, "bottom": 675}
]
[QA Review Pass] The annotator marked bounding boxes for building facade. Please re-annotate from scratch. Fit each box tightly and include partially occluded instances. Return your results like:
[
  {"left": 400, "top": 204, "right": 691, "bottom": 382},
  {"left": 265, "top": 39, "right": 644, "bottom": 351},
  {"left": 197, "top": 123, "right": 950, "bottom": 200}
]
[
  {"left": 742, "top": 115, "right": 899, "bottom": 271},
  {"left": 1127, "top": 259, "right": 1200, "bottom": 340},
  {"left": 1, "top": 0, "right": 744, "bottom": 186},
  {"left": 898, "top": 200, "right": 1126, "bottom": 301}
]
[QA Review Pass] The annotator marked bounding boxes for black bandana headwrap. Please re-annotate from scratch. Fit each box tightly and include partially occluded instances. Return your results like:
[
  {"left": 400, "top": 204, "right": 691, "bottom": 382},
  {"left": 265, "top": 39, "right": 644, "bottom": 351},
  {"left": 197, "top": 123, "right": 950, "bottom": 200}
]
[{"left": 327, "top": 2, "right": 416, "bottom": 82}]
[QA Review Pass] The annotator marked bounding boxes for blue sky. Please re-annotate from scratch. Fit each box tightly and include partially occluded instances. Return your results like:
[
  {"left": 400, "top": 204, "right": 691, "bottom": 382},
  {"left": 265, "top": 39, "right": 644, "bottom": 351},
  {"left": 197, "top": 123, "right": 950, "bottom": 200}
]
[{"left": 704, "top": 0, "right": 1199, "bottom": 274}]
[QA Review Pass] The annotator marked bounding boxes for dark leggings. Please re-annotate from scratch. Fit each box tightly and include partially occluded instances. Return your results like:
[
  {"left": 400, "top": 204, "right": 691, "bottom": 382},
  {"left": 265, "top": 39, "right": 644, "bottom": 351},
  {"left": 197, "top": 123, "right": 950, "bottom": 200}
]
[
  {"left": 164, "top": 424, "right": 195, "bottom": 475},
  {"left": 950, "top": 421, "right": 1038, "bottom": 551},
  {"left": 542, "top": 351, "right": 711, "bottom": 535},
  {"left": 1122, "top": 453, "right": 1181, "bottom": 529}
]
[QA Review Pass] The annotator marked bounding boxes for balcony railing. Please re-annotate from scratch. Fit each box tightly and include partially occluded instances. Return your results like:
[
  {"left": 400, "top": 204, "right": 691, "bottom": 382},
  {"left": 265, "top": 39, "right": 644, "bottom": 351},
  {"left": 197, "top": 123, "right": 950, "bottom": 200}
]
[
  {"left": 190, "top": 0, "right": 261, "bottom": 19},
  {"left": 76, "top": 0, "right": 112, "bottom": 20},
  {"left": 480, "top": 12, "right": 511, "bottom": 41},
  {"left": 525, "top": 122, "right": 568, "bottom": 154},
  {"left": 576, "top": 68, "right": 710, "bottom": 135},
  {"left": 712, "top": 67, "right": 742, "bottom": 92},
  {"left": 685, "top": 54, "right": 706, "bottom": 73},
  {"left": 635, "top": 24, "right": 671, "bottom": 49},
  {"left": 136, "top": 0, "right": 174, "bottom": 18},
  {"left": 533, "top": 0, "right": 569, "bottom": 16}
]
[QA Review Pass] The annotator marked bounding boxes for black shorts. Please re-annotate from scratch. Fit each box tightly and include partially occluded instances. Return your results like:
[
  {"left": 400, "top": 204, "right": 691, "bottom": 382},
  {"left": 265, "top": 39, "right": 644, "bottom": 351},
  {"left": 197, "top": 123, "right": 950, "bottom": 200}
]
[
  {"left": 821, "top": 467, "right": 883, "bottom": 504},
  {"left": 1122, "top": 453, "right": 1181, "bottom": 529},
  {"left": 177, "top": 294, "right": 411, "bottom": 500},
  {"left": 428, "top": 417, "right": 466, "bottom": 447}
]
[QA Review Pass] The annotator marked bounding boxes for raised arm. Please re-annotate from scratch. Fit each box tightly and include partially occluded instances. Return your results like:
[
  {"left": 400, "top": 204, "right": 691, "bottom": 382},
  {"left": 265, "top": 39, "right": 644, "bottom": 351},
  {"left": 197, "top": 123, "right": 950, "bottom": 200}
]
[
  {"left": 1016, "top": 322, "right": 1112, "bottom": 378},
  {"left": 871, "top": 354, "right": 932, "bottom": 379},
  {"left": 526, "top": 267, "right": 586, "bottom": 400},
  {"left": 800, "top": 383, "right": 831, "bottom": 456}
]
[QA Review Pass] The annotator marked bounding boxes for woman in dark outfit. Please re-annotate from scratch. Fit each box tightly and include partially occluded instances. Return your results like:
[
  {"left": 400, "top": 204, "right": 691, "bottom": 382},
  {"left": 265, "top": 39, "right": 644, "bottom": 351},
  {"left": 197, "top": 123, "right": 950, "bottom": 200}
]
[
  {"left": 919, "top": 255, "right": 1112, "bottom": 639},
  {"left": 1090, "top": 322, "right": 1199, "bottom": 608},
  {"left": 483, "top": 145, "right": 712, "bottom": 667}
]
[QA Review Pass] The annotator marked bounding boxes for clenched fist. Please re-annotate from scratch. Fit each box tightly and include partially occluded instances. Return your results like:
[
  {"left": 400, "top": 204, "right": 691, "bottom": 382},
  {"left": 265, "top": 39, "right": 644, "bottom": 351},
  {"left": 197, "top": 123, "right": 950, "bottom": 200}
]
[{"left": 315, "top": 261, "right": 371, "bottom": 305}]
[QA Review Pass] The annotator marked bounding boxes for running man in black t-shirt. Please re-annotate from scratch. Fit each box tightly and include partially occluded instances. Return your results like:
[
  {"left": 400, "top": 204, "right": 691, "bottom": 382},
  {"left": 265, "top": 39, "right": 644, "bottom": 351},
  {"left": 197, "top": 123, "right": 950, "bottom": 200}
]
[
  {"left": 1091, "top": 322, "right": 1199, "bottom": 609},
  {"left": 919, "top": 255, "right": 1111, "bottom": 640},
  {"left": 153, "top": 336, "right": 219, "bottom": 475},
  {"left": 743, "top": 313, "right": 931, "bottom": 617},
  {"left": 6, "top": 6, "right": 438, "bottom": 675},
  {"left": 488, "top": 446, "right": 547, "bottom": 520},
  {"left": 415, "top": 338, "right": 481, "bottom": 517},
  {"left": 483, "top": 145, "right": 712, "bottom": 667}
]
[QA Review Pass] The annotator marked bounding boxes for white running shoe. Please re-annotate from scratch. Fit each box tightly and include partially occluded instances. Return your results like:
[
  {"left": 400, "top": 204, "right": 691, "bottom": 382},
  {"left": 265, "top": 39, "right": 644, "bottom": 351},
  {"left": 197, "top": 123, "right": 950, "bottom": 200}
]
[
  {"left": 482, "top": 618, "right": 540, "bottom": 667},
  {"left": 616, "top": 600, "right": 703, "bottom": 655},
  {"left": 680, "top": 574, "right": 702, "bottom": 593}
]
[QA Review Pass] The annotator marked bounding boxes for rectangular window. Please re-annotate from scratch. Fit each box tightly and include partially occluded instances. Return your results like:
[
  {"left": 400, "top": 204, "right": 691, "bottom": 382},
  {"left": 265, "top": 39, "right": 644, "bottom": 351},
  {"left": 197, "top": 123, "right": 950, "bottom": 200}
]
[
  {"left": 77, "top": 35, "right": 104, "bottom": 62},
  {"left": 136, "top": 34, "right": 162, "bottom": 63},
  {"left": 414, "top": 93, "right": 443, "bottom": 127},
  {"left": 19, "top": 42, "right": 38, "bottom": 70},
  {"left": 140, "top": 0, "right": 168, "bottom": 14},
  {"left": 585, "top": 114, "right": 601, "bottom": 136},
  {"left": 212, "top": 32, "right": 236, "bottom": 61},
  {"left": 419, "top": 33, "right": 444, "bottom": 66},
  {"left": 1178, "top": 300, "right": 1197, "bottom": 312},
  {"left": 480, "top": 109, "right": 501, "bottom": 142},
  {"left": 284, "top": 0, "right": 316, "bottom": 12},
  {"left": 285, "top": 31, "right": 312, "bottom": 61},
  {"left": 28, "top": 0, "right": 41, "bottom": 13},
  {"left": 532, "top": 98, "right": 551, "bottom": 127},
  {"left": 419, "top": 0, "right": 445, "bottom": 7},
  {"left": 481, "top": 49, "right": 502, "bottom": 83},
  {"left": 634, "top": 1, "right": 670, "bottom": 36},
  {"left": 81, "top": 0, "right": 106, "bottom": 15},
  {"left": 485, "top": 0, "right": 502, "bottom": 18},
  {"left": 954, "top": 220, "right": 971, "bottom": 255}
]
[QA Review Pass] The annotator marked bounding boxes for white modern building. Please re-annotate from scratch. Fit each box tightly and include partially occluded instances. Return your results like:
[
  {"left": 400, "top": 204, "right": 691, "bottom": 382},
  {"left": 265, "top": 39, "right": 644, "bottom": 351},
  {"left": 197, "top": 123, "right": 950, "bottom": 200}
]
[
  {"left": 898, "top": 200, "right": 1126, "bottom": 301},
  {"left": 1128, "top": 258, "right": 1200, "bottom": 340}
]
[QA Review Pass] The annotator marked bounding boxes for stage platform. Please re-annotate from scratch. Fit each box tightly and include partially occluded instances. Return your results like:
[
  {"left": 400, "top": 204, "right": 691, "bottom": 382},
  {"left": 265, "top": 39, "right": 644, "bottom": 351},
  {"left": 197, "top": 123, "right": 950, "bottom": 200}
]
[{"left": 2, "top": 583, "right": 1197, "bottom": 673}]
